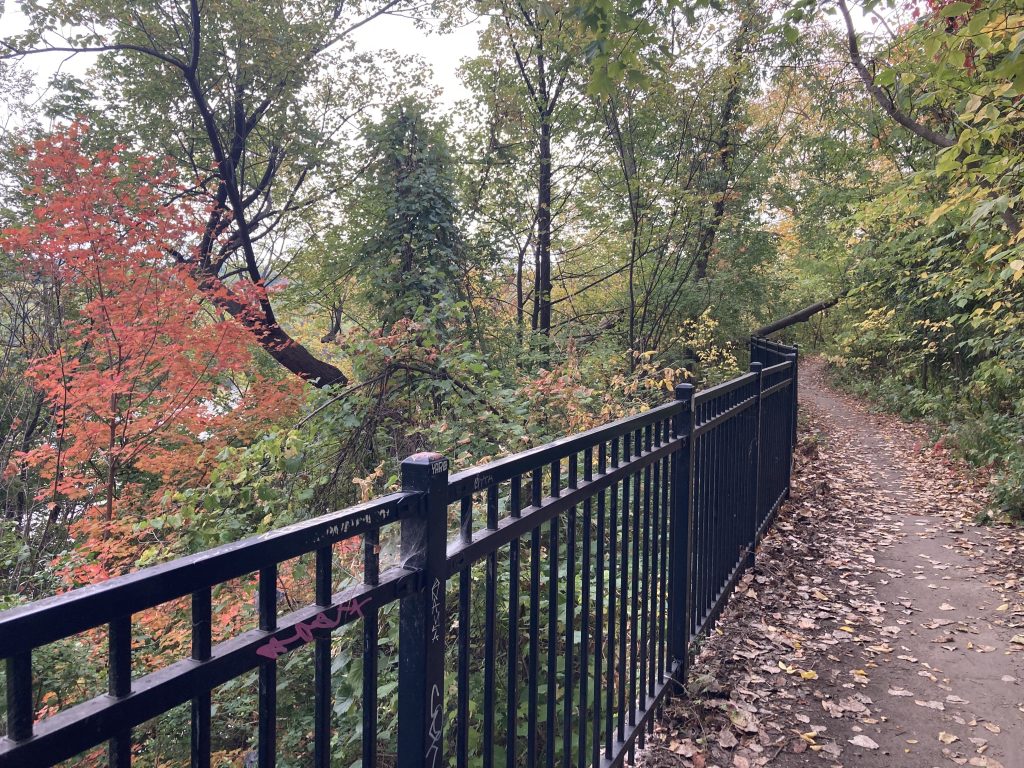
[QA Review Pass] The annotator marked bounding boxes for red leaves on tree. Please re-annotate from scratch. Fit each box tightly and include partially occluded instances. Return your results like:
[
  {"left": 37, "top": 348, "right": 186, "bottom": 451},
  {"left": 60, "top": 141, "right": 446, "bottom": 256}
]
[{"left": 2, "top": 125, "right": 301, "bottom": 568}]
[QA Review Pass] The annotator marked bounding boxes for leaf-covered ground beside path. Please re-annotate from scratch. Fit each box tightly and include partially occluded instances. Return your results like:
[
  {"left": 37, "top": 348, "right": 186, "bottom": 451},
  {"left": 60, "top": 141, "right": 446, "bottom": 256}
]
[{"left": 642, "top": 358, "right": 1024, "bottom": 768}]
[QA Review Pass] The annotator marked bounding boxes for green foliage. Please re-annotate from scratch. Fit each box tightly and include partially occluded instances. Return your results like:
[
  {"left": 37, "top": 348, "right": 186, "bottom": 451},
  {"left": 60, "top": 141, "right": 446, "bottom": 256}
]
[{"left": 349, "top": 98, "right": 470, "bottom": 335}]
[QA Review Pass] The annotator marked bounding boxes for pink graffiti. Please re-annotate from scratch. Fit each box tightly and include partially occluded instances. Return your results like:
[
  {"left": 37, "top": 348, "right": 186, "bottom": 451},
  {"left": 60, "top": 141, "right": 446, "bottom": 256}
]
[{"left": 256, "top": 596, "right": 371, "bottom": 661}]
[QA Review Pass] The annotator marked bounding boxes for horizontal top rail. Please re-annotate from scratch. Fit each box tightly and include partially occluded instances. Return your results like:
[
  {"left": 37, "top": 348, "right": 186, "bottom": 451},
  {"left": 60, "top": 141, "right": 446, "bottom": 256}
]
[
  {"left": 446, "top": 399, "right": 684, "bottom": 499},
  {"left": 0, "top": 492, "right": 419, "bottom": 658},
  {"left": 693, "top": 371, "right": 756, "bottom": 406},
  {"left": 762, "top": 360, "right": 794, "bottom": 377},
  {"left": 750, "top": 336, "right": 796, "bottom": 353}
]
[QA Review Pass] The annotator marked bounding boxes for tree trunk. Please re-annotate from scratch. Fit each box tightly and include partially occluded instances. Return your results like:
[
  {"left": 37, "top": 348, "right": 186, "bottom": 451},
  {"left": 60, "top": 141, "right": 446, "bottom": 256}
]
[
  {"left": 536, "top": 115, "right": 553, "bottom": 335},
  {"left": 193, "top": 269, "right": 347, "bottom": 387},
  {"left": 693, "top": 17, "right": 750, "bottom": 281}
]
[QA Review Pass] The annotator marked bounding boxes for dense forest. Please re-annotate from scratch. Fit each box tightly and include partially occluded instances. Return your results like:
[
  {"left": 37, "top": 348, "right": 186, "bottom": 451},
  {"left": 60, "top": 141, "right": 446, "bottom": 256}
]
[{"left": 0, "top": 0, "right": 1022, "bottom": 764}]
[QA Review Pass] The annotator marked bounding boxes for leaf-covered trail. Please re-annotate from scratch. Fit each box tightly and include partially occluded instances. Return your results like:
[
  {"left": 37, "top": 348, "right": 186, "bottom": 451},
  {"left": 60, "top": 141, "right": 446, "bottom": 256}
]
[{"left": 644, "top": 358, "right": 1024, "bottom": 768}]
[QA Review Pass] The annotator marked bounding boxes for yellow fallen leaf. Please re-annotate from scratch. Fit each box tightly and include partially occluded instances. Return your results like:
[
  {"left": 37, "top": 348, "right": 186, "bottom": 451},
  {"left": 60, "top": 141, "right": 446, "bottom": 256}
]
[{"left": 800, "top": 670, "right": 819, "bottom": 680}]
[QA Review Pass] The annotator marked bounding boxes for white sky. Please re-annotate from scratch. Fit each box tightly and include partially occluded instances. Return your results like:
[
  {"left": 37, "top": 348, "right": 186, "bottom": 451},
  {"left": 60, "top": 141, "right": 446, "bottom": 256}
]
[
  {"left": 0, "top": 2, "right": 481, "bottom": 126},
  {"left": 351, "top": 12, "right": 480, "bottom": 108}
]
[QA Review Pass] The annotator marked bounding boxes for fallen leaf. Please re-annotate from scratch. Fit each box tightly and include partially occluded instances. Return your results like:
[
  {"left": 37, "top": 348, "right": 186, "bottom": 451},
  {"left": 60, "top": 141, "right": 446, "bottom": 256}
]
[
  {"left": 718, "top": 727, "right": 737, "bottom": 750},
  {"left": 938, "top": 731, "right": 959, "bottom": 744},
  {"left": 849, "top": 734, "right": 879, "bottom": 750},
  {"left": 968, "top": 758, "right": 1005, "bottom": 768}
]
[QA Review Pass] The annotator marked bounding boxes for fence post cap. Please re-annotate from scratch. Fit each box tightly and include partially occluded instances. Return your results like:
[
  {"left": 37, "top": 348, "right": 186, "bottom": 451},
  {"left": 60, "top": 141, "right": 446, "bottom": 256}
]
[
  {"left": 750, "top": 361, "right": 763, "bottom": 373},
  {"left": 400, "top": 452, "right": 449, "bottom": 491},
  {"left": 674, "top": 381, "right": 695, "bottom": 400},
  {"left": 402, "top": 451, "right": 448, "bottom": 468}
]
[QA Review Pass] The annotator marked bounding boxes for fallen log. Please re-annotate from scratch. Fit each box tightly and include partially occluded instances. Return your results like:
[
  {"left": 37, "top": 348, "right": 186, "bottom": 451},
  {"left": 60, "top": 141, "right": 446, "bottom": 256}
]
[{"left": 753, "top": 296, "right": 843, "bottom": 338}]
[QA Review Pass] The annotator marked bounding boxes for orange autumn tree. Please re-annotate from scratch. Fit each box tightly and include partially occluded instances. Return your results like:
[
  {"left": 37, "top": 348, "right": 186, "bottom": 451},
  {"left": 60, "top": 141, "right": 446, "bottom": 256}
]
[{"left": 3, "top": 126, "right": 301, "bottom": 583}]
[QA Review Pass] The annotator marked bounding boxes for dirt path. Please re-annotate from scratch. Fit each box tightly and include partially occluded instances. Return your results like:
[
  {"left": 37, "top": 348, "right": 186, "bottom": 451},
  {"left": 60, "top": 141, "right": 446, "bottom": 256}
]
[{"left": 645, "top": 358, "right": 1024, "bottom": 768}]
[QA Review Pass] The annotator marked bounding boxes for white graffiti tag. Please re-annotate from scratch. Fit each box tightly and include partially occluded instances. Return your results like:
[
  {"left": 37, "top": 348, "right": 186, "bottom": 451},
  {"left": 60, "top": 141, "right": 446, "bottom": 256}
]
[{"left": 425, "top": 683, "right": 443, "bottom": 767}]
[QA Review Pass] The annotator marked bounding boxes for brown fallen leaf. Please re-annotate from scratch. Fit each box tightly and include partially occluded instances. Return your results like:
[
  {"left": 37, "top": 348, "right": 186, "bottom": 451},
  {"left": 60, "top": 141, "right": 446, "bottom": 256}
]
[
  {"left": 849, "top": 734, "right": 879, "bottom": 750},
  {"left": 718, "top": 727, "right": 738, "bottom": 750},
  {"left": 968, "top": 758, "right": 1005, "bottom": 768},
  {"left": 938, "top": 731, "right": 959, "bottom": 744}
]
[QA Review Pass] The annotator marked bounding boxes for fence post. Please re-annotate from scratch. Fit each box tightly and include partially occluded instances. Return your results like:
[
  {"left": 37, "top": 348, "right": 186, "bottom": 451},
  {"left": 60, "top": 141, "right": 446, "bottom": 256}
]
[
  {"left": 747, "top": 363, "right": 763, "bottom": 570},
  {"left": 670, "top": 382, "right": 695, "bottom": 689},
  {"left": 791, "top": 345, "right": 799, "bottom": 446},
  {"left": 397, "top": 452, "right": 449, "bottom": 768},
  {"left": 785, "top": 351, "right": 798, "bottom": 498}
]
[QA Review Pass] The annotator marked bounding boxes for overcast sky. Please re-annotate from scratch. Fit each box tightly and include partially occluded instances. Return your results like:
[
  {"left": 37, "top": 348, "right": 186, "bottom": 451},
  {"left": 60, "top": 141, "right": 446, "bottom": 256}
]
[{"left": 0, "top": 3, "right": 482, "bottom": 128}]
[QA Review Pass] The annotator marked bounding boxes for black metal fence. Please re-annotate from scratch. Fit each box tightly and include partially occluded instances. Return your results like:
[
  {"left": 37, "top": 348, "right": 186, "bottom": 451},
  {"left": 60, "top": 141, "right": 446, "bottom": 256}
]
[{"left": 0, "top": 338, "right": 798, "bottom": 768}]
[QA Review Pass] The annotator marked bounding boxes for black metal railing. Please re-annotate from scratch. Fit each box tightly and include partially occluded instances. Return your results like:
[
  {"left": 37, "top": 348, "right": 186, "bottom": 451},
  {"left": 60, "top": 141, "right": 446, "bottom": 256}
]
[{"left": 0, "top": 338, "right": 798, "bottom": 768}]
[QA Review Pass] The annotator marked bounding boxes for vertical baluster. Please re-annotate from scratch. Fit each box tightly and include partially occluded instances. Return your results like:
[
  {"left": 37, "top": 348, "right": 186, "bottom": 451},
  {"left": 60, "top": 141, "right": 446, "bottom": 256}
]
[
  {"left": 724, "top": 392, "right": 735, "bottom": 589},
  {"left": 5, "top": 650, "right": 32, "bottom": 744},
  {"left": 641, "top": 425, "right": 653, "bottom": 713},
  {"left": 362, "top": 534, "right": 379, "bottom": 768},
  {"left": 618, "top": 434, "right": 629, "bottom": 745},
  {"left": 314, "top": 548, "right": 333, "bottom": 768},
  {"left": 628, "top": 431, "right": 641, "bottom": 761},
  {"left": 457, "top": 559, "right": 470, "bottom": 768},
  {"left": 577, "top": 447, "right": 593, "bottom": 768},
  {"left": 258, "top": 564, "right": 278, "bottom": 768},
  {"left": 460, "top": 495, "right": 473, "bottom": 545},
  {"left": 527, "top": 473, "right": 542, "bottom": 768},
  {"left": 705, "top": 402, "right": 715, "bottom": 615},
  {"left": 716, "top": 399, "right": 724, "bottom": 599},
  {"left": 507, "top": 476, "right": 522, "bottom": 768},
  {"left": 484, "top": 486, "right": 498, "bottom": 768},
  {"left": 605, "top": 437, "right": 618, "bottom": 760},
  {"left": 696, "top": 403, "right": 704, "bottom": 630},
  {"left": 545, "top": 514, "right": 559, "bottom": 768},
  {"left": 659, "top": 419, "right": 670, "bottom": 685},
  {"left": 563, "top": 481, "right": 576, "bottom": 768},
  {"left": 457, "top": 493, "right": 472, "bottom": 768},
  {"left": 191, "top": 587, "right": 212, "bottom": 768},
  {"left": 109, "top": 614, "right": 132, "bottom": 768},
  {"left": 593, "top": 442, "right": 607, "bottom": 766}
]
